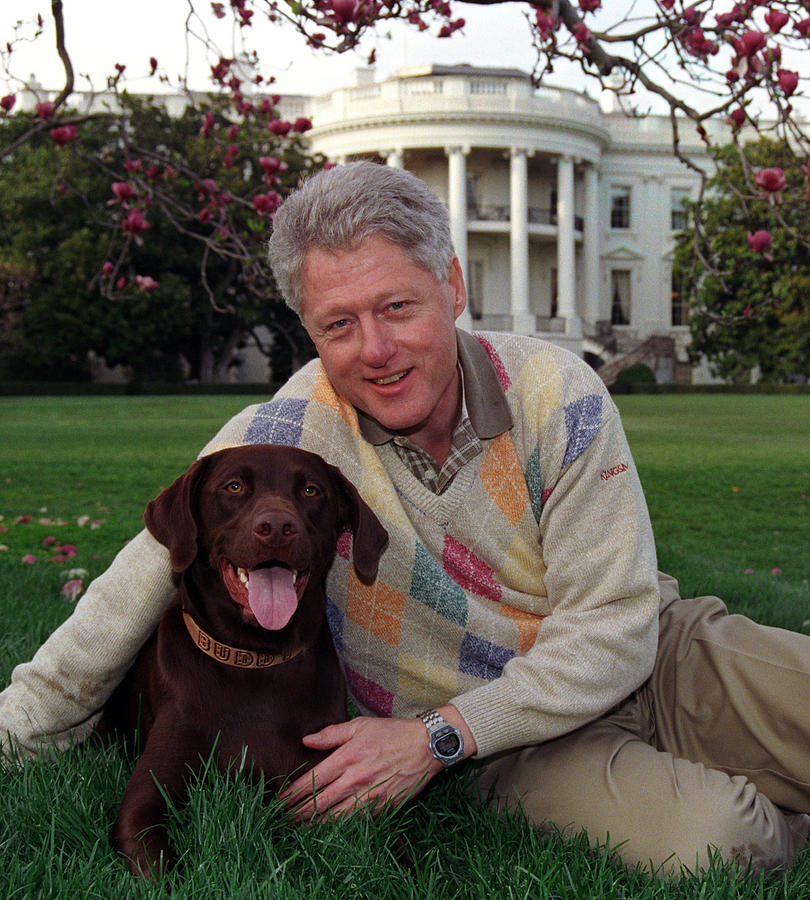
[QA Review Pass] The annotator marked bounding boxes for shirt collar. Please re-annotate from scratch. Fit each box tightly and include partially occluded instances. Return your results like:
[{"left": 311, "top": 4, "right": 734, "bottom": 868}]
[{"left": 356, "top": 329, "right": 513, "bottom": 446}]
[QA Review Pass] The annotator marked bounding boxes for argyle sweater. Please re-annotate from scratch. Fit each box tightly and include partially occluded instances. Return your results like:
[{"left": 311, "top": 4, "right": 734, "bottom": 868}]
[
  {"left": 0, "top": 332, "right": 660, "bottom": 761},
  {"left": 199, "top": 331, "right": 660, "bottom": 758}
]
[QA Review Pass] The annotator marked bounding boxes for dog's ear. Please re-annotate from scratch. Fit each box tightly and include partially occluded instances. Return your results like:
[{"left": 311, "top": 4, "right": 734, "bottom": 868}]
[
  {"left": 144, "top": 455, "right": 212, "bottom": 573},
  {"left": 330, "top": 467, "right": 389, "bottom": 583}
]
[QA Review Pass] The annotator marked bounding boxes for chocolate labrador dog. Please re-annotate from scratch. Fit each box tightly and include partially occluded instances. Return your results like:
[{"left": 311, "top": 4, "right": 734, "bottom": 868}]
[{"left": 103, "top": 444, "right": 388, "bottom": 877}]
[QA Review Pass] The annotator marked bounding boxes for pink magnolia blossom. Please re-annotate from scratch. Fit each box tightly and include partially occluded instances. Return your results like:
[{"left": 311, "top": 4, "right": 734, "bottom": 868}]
[
  {"left": 754, "top": 167, "right": 787, "bottom": 201},
  {"left": 1, "top": 94, "right": 15, "bottom": 112},
  {"left": 738, "top": 29, "right": 766, "bottom": 57},
  {"left": 201, "top": 110, "right": 216, "bottom": 138},
  {"left": 293, "top": 116, "right": 313, "bottom": 133},
  {"left": 573, "top": 22, "right": 591, "bottom": 44},
  {"left": 110, "top": 181, "right": 135, "bottom": 204},
  {"left": 729, "top": 108, "right": 746, "bottom": 128},
  {"left": 683, "top": 28, "right": 718, "bottom": 60},
  {"left": 578, "top": 0, "right": 601, "bottom": 11},
  {"left": 149, "top": 57, "right": 158, "bottom": 76},
  {"left": 49, "top": 125, "right": 77, "bottom": 146},
  {"left": 797, "top": 18, "right": 810, "bottom": 37},
  {"left": 121, "top": 209, "right": 150, "bottom": 245},
  {"left": 681, "top": 6, "right": 703, "bottom": 27},
  {"left": 535, "top": 10, "right": 557, "bottom": 39},
  {"left": 267, "top": 119, "right": 292, "bottom": 136},
  {"left": 36, "top": 101, "right": 55, "bottom": 118},
  {"left": 746, "top": 229, "right": 773, "bottom": 253},
  {"left": 212, "top": 2, "right": 226, "bottom": 18},
  {"left": 259, "top": 155, "right": 285, "bottom": 175},
  {"left": 198, "top": 207, "right": 213, "bottom": 223},
  {"left": 102, "top": 261, "right": 114, "bottom": 277},
  {"left": 777, "top": 69, "right": 799, "bottom": 97},
  {"left": 135, "top": 275, "right": 159, "bottom": 292},
  {"left": 197, "top": 178, "right": 219, "bottom": 197},
  {"left": 330, "top": 0, "right": 359, "bottom": 23},
  {"left": 764, "top": 9, "right": 790, "bottom": 33},
  {"left": 253, "top": 191, "right": 282, "bottom": 215}
]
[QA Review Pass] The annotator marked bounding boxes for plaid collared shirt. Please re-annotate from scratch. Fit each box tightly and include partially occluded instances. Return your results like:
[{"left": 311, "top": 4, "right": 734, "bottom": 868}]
[{"left": 391, "top": 415, "right": 482, "bottom": 495}]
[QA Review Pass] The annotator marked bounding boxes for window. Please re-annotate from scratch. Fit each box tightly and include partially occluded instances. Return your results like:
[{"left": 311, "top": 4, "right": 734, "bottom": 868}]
[
  {"left": 670, "top": 187, "right": 691, "bottom": 231},
  {"left": 550, "top": 268, "right": 559, "bottom": 318},
  {"left": 466, "top": 174, "right": 480, "bottom": 219},
  {"left": 610, "top": 270, "right": 631, "bottom": 325},
  {"left": 468, "top": 259, "right": 484, "bottom": 320},
  {"left": 671, "top": 270, "right": 689, "bottom": 327},
  {"left": 610, "top": 187, "right": 631, "bottom": 229}
]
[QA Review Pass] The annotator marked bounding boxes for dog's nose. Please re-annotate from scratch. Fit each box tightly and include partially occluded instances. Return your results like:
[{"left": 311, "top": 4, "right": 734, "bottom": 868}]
[{"left": 252, "top": 509, "right": 299, "bottom": 546}]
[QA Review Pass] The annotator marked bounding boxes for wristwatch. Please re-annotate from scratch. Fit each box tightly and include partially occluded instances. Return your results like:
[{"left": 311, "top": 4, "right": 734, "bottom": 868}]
[{"left": 417, "top": 709, "right": 465, "bottom": 768}]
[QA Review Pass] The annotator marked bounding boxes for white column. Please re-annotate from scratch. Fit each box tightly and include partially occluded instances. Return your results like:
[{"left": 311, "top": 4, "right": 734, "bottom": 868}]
[
  {"left": 445, "top": 145, "right": 472, "bottom": 331},
  {"left": 509, "top": 147, "right": 534, "bottom": 334},
  {"left": 583, "top": 163, "right": 601, "bottom": 329},
  {"left": 556, "top": 154, "right": 581, "bottom": 339},
  {"left": 386, "top": 148, "right": 404, "bottom": 169}
]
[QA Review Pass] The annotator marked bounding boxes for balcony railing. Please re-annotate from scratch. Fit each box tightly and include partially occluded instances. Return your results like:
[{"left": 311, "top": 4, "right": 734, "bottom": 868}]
[{"left": 469, "top": 205, "right": 584, "bottom": 231}]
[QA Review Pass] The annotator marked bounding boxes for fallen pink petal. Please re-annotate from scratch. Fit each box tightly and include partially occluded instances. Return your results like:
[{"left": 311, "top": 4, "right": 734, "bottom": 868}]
[
  {"left": 60, "top": 579, "right": 85, "bottom": 602},
  {"left": 771, "top": 567, "right": 782, "bottom": 575},
  {"left": 22, "top": 554, "right": 37, "bottom": 564},
  {"left": 41, "top": 536, "right": 58, "bottom": 547}
]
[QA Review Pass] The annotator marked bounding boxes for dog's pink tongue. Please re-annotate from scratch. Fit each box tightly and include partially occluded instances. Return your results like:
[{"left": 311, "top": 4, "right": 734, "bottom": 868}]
[{"left": 247, "top": 567, "right": 297, "bottom": 630}]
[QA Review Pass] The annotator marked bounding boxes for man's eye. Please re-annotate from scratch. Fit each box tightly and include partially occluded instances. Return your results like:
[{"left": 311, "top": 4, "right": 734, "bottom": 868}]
[{"left": 327, "top": 318, "right": 349, "bottom": 332}]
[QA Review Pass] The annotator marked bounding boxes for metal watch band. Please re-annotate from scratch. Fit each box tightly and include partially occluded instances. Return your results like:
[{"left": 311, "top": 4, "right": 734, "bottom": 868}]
[{"left": 417, "top": 709, "right": 465, "bottom": 768}]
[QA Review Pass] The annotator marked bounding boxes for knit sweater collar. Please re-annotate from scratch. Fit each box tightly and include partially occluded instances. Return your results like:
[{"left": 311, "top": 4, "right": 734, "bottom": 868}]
[{"left": 356, "top": 329, "right": 513, "bottom": 446}]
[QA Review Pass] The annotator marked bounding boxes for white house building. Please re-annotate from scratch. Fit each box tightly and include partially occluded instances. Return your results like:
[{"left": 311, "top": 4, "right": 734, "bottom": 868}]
[
  {"left": 16, "top": 64, "right": 741, "bottom": 383},
  {"left": 280, "top": 64, "right": 739, "bottom": 384}
]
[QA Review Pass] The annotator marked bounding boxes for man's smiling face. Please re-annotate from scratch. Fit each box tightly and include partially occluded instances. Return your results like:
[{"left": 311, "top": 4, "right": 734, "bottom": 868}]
[{"left": 299, "top": 234, "right": 467, "bottom": 460}]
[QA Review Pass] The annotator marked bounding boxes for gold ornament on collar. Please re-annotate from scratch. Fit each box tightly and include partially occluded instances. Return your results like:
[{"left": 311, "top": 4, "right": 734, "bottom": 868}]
[{"left": 182, "top": 611, "right": 304, "bottom": 669}]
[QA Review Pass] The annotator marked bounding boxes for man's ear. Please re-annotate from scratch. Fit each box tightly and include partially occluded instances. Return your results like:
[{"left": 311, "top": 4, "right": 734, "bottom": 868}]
[
  {"left": 448, "top": 255, "right": 468, "bottom": 321},
  {"left": 143, "top": 455, "right": 213, "bottom": 573},
  {"left": 329, "top": 466, "right": 389, "bottom": 583}
]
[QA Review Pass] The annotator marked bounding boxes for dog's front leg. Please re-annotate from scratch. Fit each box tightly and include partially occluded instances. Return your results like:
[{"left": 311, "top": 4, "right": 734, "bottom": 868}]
[{"left": 112, "top": 724, "right": 197, "bottom": 878}]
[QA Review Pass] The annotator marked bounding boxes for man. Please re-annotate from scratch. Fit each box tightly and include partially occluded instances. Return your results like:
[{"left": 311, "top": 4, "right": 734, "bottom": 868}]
[{"left": 1, "top": 162, "right": 808, "bottom": 875}]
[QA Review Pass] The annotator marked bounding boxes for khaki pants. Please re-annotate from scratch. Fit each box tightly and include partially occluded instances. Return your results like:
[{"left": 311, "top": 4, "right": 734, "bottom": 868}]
[{"left": 473, "top": 580, "right": 810, "bottom": 876}]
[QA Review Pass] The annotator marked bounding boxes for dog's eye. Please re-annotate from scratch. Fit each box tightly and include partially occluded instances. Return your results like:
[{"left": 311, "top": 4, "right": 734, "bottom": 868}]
[
  {"left": 302, "top": 484, "right": 320, "bottom": 497},
  {"left": 225, "top": 481, "right": 243, "bottom": 494}
]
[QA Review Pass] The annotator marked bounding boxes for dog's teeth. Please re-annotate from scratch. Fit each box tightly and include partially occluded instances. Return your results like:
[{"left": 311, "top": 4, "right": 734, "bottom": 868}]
[
  {"left": 238, "top": 567, "right": 249, "bottom": 585},
  {"left": 292, "top": 570, "right": 298, "bottom": 584}
]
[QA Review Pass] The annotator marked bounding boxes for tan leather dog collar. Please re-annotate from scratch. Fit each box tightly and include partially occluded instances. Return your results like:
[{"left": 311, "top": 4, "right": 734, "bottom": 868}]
[{"left": 182, "top": 610, "right": 305, "bottom": 669}]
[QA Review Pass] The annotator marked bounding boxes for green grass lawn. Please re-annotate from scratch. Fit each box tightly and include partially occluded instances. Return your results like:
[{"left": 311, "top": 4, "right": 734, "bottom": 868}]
[{"left": 0, "top": 393, "right": 808, "bottom": 898}]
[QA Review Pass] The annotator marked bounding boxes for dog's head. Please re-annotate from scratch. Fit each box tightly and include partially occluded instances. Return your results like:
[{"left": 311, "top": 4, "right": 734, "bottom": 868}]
[{"left": 144, "top": 445, "right": 388, "bottom": 631}]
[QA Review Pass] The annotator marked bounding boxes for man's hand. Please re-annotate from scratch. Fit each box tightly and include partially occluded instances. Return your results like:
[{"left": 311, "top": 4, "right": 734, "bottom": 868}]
[{"left": 280, "top": 705, "right": 476, "bottom": 821}]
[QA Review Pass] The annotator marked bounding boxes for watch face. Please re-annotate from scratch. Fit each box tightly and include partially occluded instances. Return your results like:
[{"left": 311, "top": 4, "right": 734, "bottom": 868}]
[{"left": 435, "top": 732, "right": 461, "bottom": 758}]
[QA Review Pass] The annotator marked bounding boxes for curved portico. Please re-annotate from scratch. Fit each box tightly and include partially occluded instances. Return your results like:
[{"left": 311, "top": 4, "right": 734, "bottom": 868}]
[{"left": 304, "top": 65, "right": 610, "bottom": 354}]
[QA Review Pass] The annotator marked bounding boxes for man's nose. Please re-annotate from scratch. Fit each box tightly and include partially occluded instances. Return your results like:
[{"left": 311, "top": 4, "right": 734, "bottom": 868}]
[{"left": 358, "top": 319, "right": 396, "bottom": 367}]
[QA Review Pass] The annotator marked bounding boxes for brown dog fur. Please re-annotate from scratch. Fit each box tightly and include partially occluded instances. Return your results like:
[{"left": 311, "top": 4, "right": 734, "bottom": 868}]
[{"left": 103, "top": 445, "right": 388, "bottom": 876}]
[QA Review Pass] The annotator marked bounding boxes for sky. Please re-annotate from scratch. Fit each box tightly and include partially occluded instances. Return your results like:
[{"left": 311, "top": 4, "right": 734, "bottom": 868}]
[
  {"left": 0, "top": 1, "right": 565, "bottom": 97},
  {"left": 2, "top": 2, "right": 804, "bottom": 118}
]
